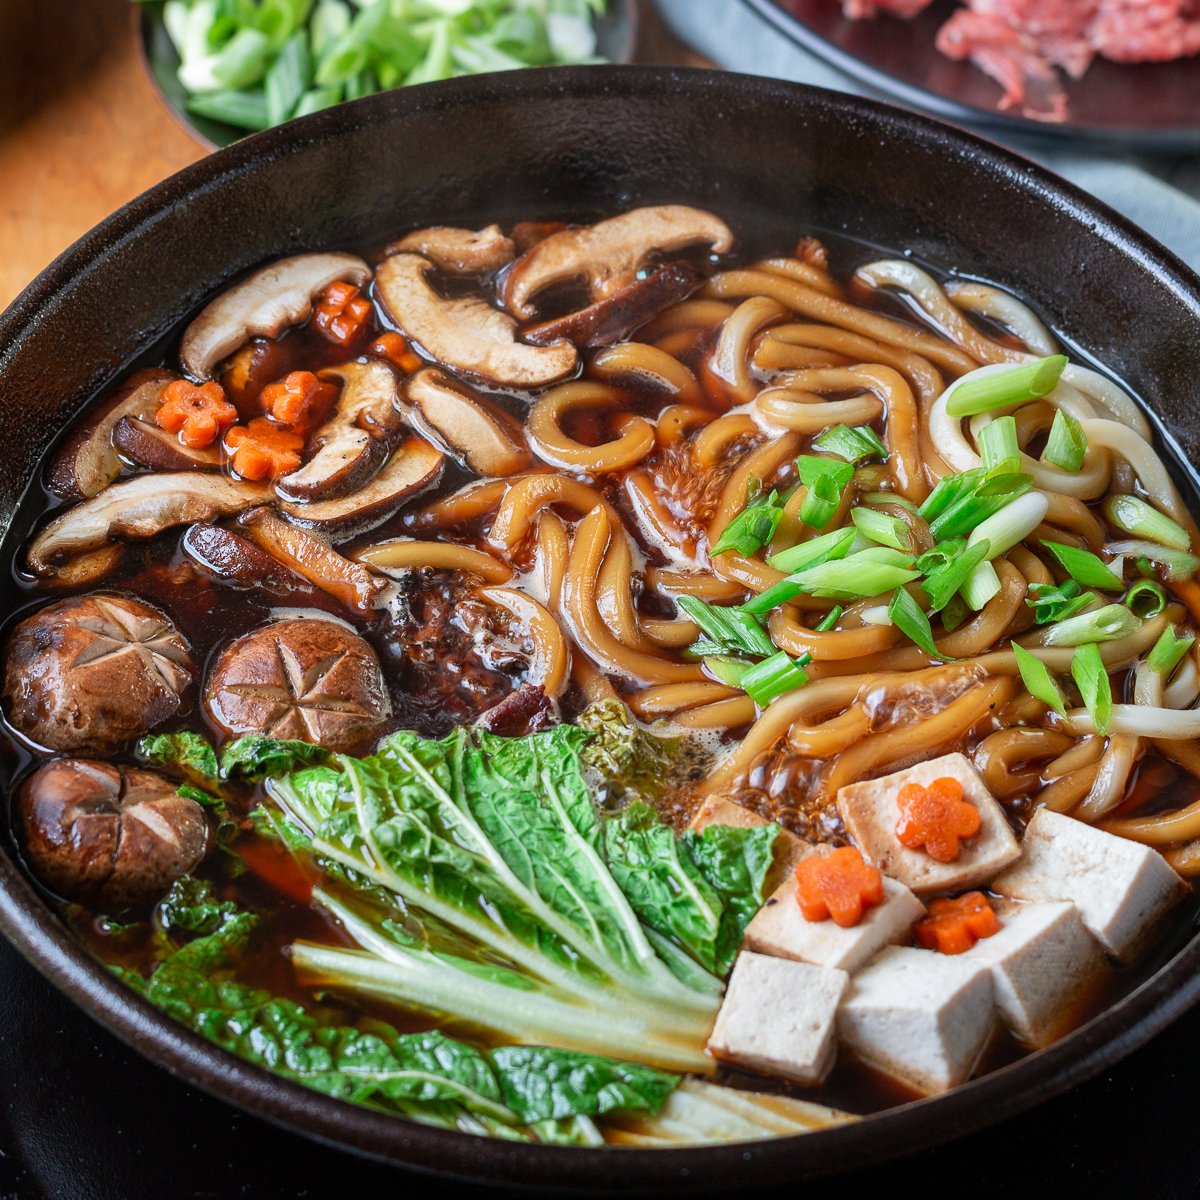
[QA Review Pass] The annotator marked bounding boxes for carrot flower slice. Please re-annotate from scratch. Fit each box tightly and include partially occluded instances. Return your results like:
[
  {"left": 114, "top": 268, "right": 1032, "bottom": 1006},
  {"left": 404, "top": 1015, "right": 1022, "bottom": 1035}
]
[
  {"left": 260, "top": 370, "right": 337, "bottom": 433},
  {"left": 224, "top": 417, "right": 305, "bottom": 481},
  {"left": 370, "top": 331, "right": 422, "bottom": 373},
  {"left": 895, "top": 777, "right": 981, "bottom": 862},
  {"left": 795, "top": 846, "right": 885, "bottom": 928},
  {"left": 155, "top": 380, "right": 238, "bottom": 448},
  {"left": 313, "top": 280, "right": 374, "bottom": 345},
  {"left": 914, "top": 891, "right": 1001, "bottom": 955}
]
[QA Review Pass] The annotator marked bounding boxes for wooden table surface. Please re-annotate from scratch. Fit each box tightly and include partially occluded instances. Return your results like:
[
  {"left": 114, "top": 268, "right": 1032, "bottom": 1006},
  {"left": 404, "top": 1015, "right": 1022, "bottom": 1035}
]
[{"left": 0, "top": 0, "right": 706, "bottom": 310}]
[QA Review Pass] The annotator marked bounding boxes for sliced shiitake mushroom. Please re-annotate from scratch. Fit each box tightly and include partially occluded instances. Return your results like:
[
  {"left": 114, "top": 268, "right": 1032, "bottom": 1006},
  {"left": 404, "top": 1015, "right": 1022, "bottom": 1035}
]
[
  {"left": 180, "top": 252, "right": 371, "bottom": 380},
  {"left": 386, "top": 225, "right": 515, "bottom": 274},
  {"left": 26, "top": 472, "right": 270, "bottom": 575},
  {"left": 182, "top": 522, "right": 329, "bottom": 608},
  {"left": 112, "top": 416, "right": 222, "bottom": 472},
  {"left": 276, "top": 361, "right": 405, "bottom": 503},
  {"left": 523, "top": 263, "right": 702, "bottom": 349},
  {"left": 238, "top": 507, "right": 391, "bottom": 614},
  {"left": 20, "top": 759, "right": 209, "bottom": 910},
  {"left": 375, "top": 253, "right": 576, "bottom": 390},
  {"left": 502, "top": 205, "right": 734, "bottom": 319},
  {"left": 404, "top": 369, "right": 531, "bottom": 477},
  {"left": 278, "top": 436, "right": 445, "bottom": 539},
  {"left": 46, "top": 369, "right": 173, "bottom": 500}
]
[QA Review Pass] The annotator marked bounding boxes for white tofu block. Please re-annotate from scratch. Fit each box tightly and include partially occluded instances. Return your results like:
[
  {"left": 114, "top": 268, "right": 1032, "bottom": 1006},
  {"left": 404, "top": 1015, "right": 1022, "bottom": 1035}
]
[
  {"left": 745, "top": 872, "right": 925, "bottom": 974},
  {"left": 992, "top": 808, "right": 1188, "bottom": 964},
  {"left": 707, "top": 951, "right": 848, "bottom": 1085},
  {"left": 962, "top": 900, "right": 1111, "bottom": 1048},
  {"left": 838, "top": 945, "right": 996, "bottom": 1094},
  {"left": 836, "top": 752, "right": 1020, "bottom": 895},
  {"left": 689, "top": 795, "right": 814, "bottom": 893}
]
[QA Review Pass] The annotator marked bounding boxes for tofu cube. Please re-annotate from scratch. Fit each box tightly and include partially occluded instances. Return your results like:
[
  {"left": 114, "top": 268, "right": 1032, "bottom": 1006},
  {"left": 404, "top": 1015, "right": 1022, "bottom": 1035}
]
[
  {"left": 992, "top": 808, "right": 1188, "bottom": 964},
  {"left": 707, "top": 951, "right": 848, "bottom": 1085},
  {"left": 689, "top": 795, "right": 813, "bottom": 893},
  {"left": 745, "top": 870, "right": 925, "bottom": 974},
  {"left": 838, "top": 945, "right": 995, "bottom": 1094},
  {"left": 836, "top": 752, "right": 1020, "bottom": 895},
  {"left": 963, "top": 900, "right": 1111, "bottom": 1048}
]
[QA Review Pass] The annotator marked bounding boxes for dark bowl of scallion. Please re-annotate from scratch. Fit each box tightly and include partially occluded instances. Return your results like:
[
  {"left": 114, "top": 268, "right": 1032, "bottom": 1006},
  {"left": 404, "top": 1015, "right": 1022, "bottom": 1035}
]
[{"left": 137, "top": 0, "right": 637, "bottom": 148}]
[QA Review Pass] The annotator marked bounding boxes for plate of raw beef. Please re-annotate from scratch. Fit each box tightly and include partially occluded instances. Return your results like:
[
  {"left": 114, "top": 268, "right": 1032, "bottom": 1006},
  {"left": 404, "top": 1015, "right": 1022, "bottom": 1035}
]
[{"left": 745, "top": 0, "right": 1200, "bottom": 148}]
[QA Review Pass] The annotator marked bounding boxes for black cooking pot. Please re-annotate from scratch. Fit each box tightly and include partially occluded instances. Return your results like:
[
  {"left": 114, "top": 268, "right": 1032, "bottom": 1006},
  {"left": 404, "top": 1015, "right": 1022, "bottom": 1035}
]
[{"left": 2, "top": 67, "right": 1200, "bottom": 1193}]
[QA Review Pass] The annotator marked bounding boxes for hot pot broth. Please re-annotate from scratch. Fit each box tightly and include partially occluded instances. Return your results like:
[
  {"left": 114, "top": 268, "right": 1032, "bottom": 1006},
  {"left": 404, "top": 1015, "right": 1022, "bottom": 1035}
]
[{"left": 4, "top": 207, "right": 1200, "bottom": 1143}]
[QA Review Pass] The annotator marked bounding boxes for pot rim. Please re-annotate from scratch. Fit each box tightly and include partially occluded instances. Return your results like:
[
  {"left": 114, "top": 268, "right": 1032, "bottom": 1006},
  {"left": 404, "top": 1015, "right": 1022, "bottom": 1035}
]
[{"left": 3, "top": 65, "right": 1200, "bottom": 1191}]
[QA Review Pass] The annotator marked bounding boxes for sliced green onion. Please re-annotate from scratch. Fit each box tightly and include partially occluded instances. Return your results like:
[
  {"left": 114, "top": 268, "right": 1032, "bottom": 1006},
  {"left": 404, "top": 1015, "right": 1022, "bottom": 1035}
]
[
  {"left": 814, "top": 606, "right": 844, "bottom": 632},
  {"left": 921, "top": 539, "right": 992, "bottom": 613},
  {"left": 1148, "top": 627, "right": 1196, "bottom": 677},
  {"left": 1041, "top": 540, "right": 1125, "bottom": 591},
  {"left": 1026, "top": 580, "right": 1097, "bottom": 625},
  {"left": 185, "top": 88, "right": 272, "bottom": 130},
  {"left": 928, "top": 473, "right": 1033, "bottom": 542},
  {"left": 888, "top": 587, "right": 948, "bottom": 659},
  {"left": 863, "top": 492, "right": 919, "bottom": 515},
  {"left": 968, "top": 491, "right": 1048, "bottom": 561},
  {"left": 788, "top": 557, "right": 920, "bottom": 601},
  {"left": 918, "top": 469, "right": 982, "bottom": 522},
  {"left": 766, "top": 527, "right": 857, "bottom": 575},
  {"left": 962, "top": 561, "right": 1002, "bottom": 611},
  {"left": 1104, "top": 495, "right": 1191, "bottom": 552},
  {"left": 1013, "top": 643, "right": 1067, "bottom": 716},
  {"left": 851, "top": 508, "right": 911, "bottom": 552},
  {"left": 1041, "top": 409, "right": 1087, "bottom": 473},
  {"left": 944, "top": 355, "right": 1068, "bottom": 418},
  {"left": 940, "top": 593, "right": 969, "bottom": 632},
  {"left": 264, "top": 31, "right": 312, "bottom": 126},
  {"left": 852, "top": 547, "right": 916, "bottom": 567},
  {"left": 741, "top": 651, "right": 809, "bottom": 706},
  {"left": 1124, "top": 579, "right": 1167, "bottom": 620},
  {"left": 711, "top": 491, "right": 783, "bottom": 557},
  {"left": 1041, "top": 603, "right": 1141, "bottom": 647},
  {"left": 978, "top": 415, "right": 1020, "bottom": 471},
  {"left": 915, "top": 538, "right": 968, "bottom": 575},
  {"left": 811, "top": 424, "right": 887, "bottom": 464},
  {"left": 1071, "top": 643, "right": 1113, "bottom": 735},
  {"left": 703, "top": 656, "right": 753, "bottom": 689},
  {"left": 796, "top": 456, "right": 854, "bottom": 492},
  {"left": 678, "top": 596, "right": 775, "bottom": 658},
  {"left": 798, "top": 474, "right": 841, "bottom": 530},
  {"left": 1106, "top": 539, "right": 1200, "bottom": 583},
  {"left": 860, "top": 605, "right": 893, "bottom": 626}
]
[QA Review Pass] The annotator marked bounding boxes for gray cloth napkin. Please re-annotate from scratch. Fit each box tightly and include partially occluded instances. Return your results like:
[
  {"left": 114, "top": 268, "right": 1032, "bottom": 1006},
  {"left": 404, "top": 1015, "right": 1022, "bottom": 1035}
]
[{"left": 655, "top": 0, "right": 1200, "bottom": 274}]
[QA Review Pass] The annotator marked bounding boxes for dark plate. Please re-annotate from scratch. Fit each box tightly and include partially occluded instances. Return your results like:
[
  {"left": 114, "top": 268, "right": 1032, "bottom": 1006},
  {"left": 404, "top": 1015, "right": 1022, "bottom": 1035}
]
[
  {"left": 744, "top": 0, "right": 1200, "bottom": 150},
  {"left": 3, "top": 66, "right": 1200, "bottom": 1192}
]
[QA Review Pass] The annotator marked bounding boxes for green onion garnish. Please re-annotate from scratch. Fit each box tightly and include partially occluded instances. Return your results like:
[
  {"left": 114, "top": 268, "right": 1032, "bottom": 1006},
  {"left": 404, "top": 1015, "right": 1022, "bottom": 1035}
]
[
  {"left": 186, "top": 88, "right": 273, "bottom": 131},
  {"left": 1041, "top": 540, "right": 1125, "bottom": 591},
  {"left": 1026, "top": 580, "right": 1097, "bottom": 624},
  {"left": 702, "top": 656, "right": 753, "bottom": 689},
  {"left": 888, "top": 587, "right": 948, "bottom": 659},
  {"left": 969, "top": 491, "right": 1049, "bottom": 560},
  {"left": 944, "top": 355, "right": 1069, "bottom": 418},
  {"left": 1104, "top": 495, "right": 1191, "bottom": 552},
  {"left": 922, "top": 539, "right": 992, "bottom": 613},
  {"left": 741, "top": 651, "right": 810, "bottom": 705},
  {"left": 1041, "top": 409, "right": 1087, "bottom": 473},
  {"left": 1071, "top": 643, "right": 1113, "bottom": 735},
  {"left": 928, "top": 473, "right": 1033, "bottom": 542},
  {"left": 798, "top": 474, "right": 841, "bottom": 530},
  {"left": 978, "top": 415, "right": 1020, "bottom": 472},
  {"left": 1148, "top": 627, "right": 1196, "bottom": 677},
  {"left": 1013, "top": 643, "right": 1067, "bottom": 717},
  {"left": 796, "top": 456, "right": 854, "bottom": 492},
  {"left": 815, "top": 605, "right": 844, "bottom": 632},
  {"left": 941, "top": 593, "right": 970, "bottom": 632},
  {"left": 961, "top": 561, "right": 1002, "bottom": 611},
  {"left": 711, "top": 490, "right": 784, "bottom": 557},
  {"left": 787, "top": 556, "right": 920, "bottom": 601},
  {"left": 851, "top": 508, "right": 911, "bottom": 552},
  {"left": 918, "top": 469, "right": 982, "bottom": 523},
  {"left": 1124, "top": 579, "right": 1167, "bottom": 620},
  {"left": 1106, "top": 539, "right": 1200, "bottom": 582},
  {"left": 915, "top": 538, "right": 968, "bottom": 575},
  {"left": 1042, "top": 603, "right": 1141, "bottom": 647},
  {"left": 812, "top": 424, "right": 888, "bottom": 464},
  {"left": 678, "top": 596, "right": 775, "bottom": 658},
  {"left": 766, "top": 527, "right": 858, "bottom": 575},
  {"left": 863, "top": 492, "right": 920, "bottom": 515}
]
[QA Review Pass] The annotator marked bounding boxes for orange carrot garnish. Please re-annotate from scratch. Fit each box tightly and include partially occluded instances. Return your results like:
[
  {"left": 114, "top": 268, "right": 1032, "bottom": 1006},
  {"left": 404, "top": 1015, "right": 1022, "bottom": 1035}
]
[
  {"left": 224, "top": 418, "right": 305, "bottom": 481},
  {"left": 895, "top": 777, "right": 981, "bottom": 862},
  {"left": 370, "top": 331, "right": 422, "bottom": 374},
  {"left": 259, "top": 370, "right": 337, "bottom": 433},
  {"left": 914, "top": 891, "right": 1001, "bottom": 955},
  {"left": 795, "top": 846, "right": 884, "bottom": 928},
  {"left": 154, "top": 380, "right": 238, "bottom": 448},
  {"left": 312, "top": 280, "right": 373, "bottom": 345}
]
